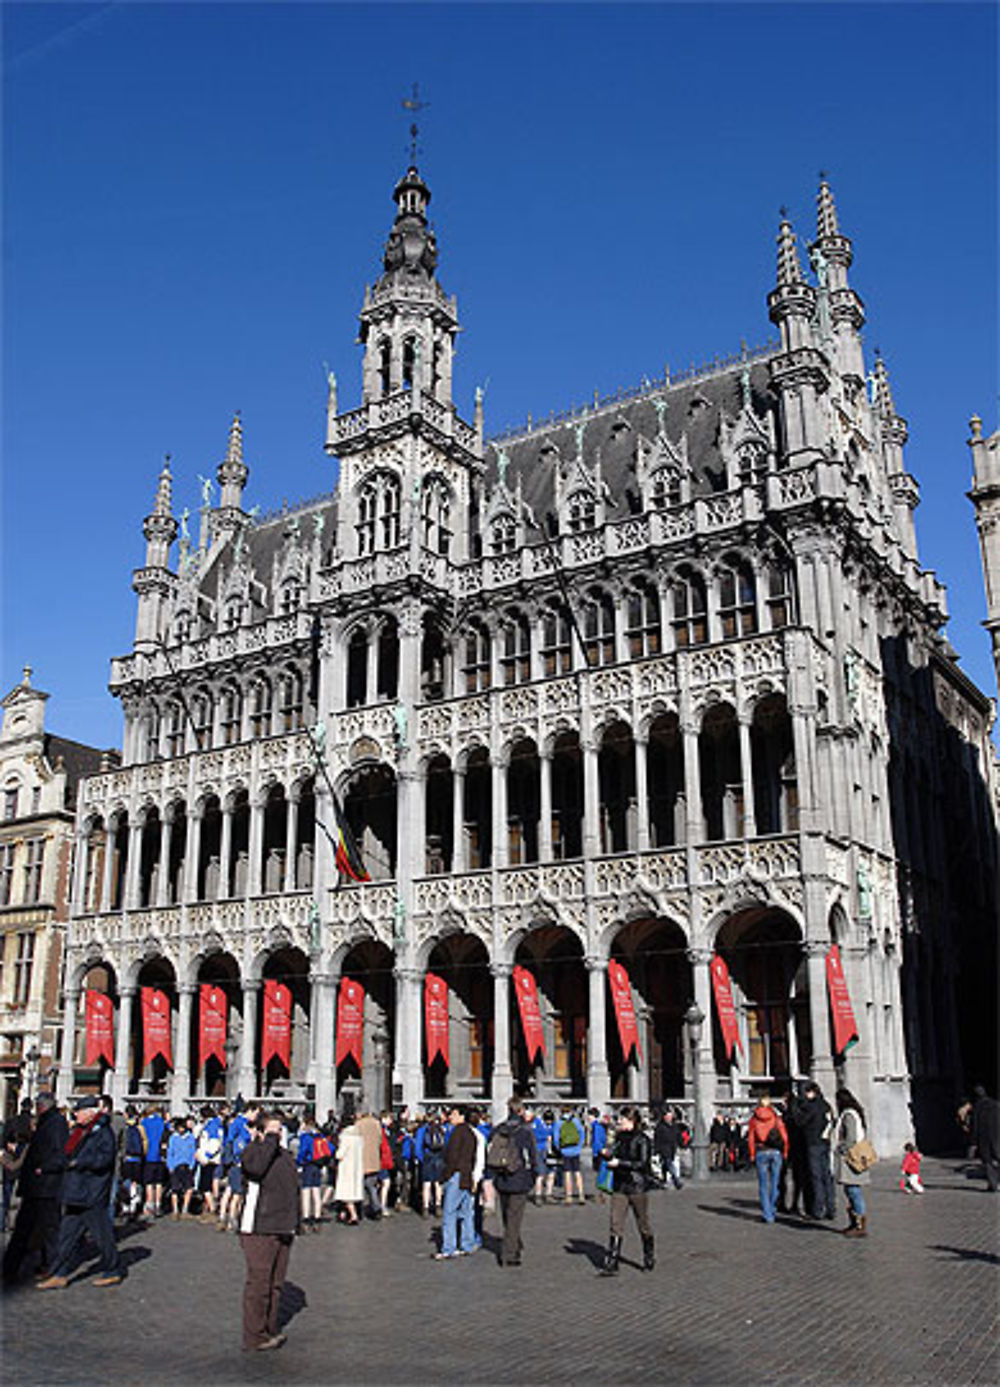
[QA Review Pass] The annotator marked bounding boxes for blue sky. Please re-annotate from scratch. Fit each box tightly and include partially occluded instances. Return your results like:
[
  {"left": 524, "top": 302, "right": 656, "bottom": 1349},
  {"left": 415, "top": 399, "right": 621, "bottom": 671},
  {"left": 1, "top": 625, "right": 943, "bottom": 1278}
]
[{"left": 4, "top": 1, "right": 997, "bottom": 748}]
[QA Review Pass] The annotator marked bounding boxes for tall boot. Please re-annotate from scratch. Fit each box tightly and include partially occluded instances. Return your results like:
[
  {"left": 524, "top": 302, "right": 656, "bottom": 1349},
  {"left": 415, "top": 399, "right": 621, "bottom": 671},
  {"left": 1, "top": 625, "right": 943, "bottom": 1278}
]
[
  {"left": 642, "top": 1234, "right": 656, "bottom": 1271},
  {"left": 599, "top": 1234, "right": 622, "bottom": 1276}
]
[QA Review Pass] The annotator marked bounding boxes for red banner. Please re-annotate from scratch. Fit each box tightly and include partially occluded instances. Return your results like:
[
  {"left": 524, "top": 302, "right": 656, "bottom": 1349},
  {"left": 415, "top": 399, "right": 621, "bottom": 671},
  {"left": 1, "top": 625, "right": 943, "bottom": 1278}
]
[
  {"left": 199, "top": 983, "right": 227, "bottom": 1070},
  {"left": 710, "top": 954, "right": 742, "bottom": 1059},
  {"left": 335, "top": 976, "right": 365, "bottom": 1068},
  {"left": 424, "top": 972, "right": 450, "bottom": 1067},
  {"left": 84, "top": 990, "right": 115, "bottom": 1067},
  {"left": 513, "top": 965, "right": 545, "bottom": 1064},
  {"left": 607, "top": 959, "right": 641, "bottom": 1061},
  {"left": 262, "top": 979, "right": 292, "bottom": 1070},
  {"left": 141, "top": 987, "right": 173, "bottom": 1068},
  {"left": 826, "top": 944, "right": 859, "bottom": 1055}
]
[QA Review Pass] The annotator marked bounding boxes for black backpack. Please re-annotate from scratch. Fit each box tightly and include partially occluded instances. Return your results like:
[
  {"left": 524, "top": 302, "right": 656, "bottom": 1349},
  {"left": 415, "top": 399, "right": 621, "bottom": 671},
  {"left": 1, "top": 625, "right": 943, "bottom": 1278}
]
[
  {"left": 425, "top": 1123, "right": 445, "bottom": 1154},
  {"left": 486, "top": 1126, "right": 525, "bottom": 1175}
]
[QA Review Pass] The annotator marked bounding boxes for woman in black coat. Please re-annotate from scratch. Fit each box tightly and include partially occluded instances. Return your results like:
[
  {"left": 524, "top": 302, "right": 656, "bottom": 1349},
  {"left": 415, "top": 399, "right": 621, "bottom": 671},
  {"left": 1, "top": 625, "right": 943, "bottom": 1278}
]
[{"left": 600, "top": 1106, "right": 654, "bottom": 1277}]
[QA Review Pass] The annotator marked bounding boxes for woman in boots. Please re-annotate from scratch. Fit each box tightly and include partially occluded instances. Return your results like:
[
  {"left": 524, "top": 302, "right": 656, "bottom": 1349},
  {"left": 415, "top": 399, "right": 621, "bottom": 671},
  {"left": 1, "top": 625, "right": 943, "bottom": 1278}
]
[
  {"left": 599, "top": 1107, "right": 654, "bottom": 1276},
  {"left": 834, "top": 1088, "right": 870, "bottom": 1238}
]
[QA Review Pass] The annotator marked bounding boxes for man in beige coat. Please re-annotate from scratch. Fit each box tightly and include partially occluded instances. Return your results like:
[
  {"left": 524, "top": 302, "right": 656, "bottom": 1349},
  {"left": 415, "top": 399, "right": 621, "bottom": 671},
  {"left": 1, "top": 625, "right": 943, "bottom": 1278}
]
[{"left": 356, "top": 1110, "right": 383, "bottom": 1220}]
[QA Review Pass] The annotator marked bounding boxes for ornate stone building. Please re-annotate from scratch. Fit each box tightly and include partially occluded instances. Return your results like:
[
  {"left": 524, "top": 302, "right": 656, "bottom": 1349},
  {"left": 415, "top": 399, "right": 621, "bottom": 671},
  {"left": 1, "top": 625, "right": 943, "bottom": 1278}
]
[
  {"left": 59, "top": 167, "right": 997, "bottom": 1148},
  {"left": 0, "top": 668, "right": 111, "bottom": 1117},
  {"left": 969, "top": 416, "right": 1000, "bottom": 691}
]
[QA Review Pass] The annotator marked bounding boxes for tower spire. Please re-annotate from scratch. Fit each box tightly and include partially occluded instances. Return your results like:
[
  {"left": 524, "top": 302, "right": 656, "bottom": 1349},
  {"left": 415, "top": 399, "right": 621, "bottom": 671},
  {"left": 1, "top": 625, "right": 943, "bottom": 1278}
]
[
  {"left": 816, "top": 173, "right": 839, "bottom": 240},
  {"left": 153, "top": 453, "right": 174, "bottom": 518},
  {"left": 217, "top": 411, "right": 249, "bottom": 511},
  {"left": 810, "top": 174, "right": 864, "bottom": 388},
  {"left": 135, "top": 454, "right": 179, "bottom": 653},
  {"left": 776, "top": 211, "right": 805, "bottom": 288},
  {"left": 873, "top": 353, "right": 897, "bottom": 418}
]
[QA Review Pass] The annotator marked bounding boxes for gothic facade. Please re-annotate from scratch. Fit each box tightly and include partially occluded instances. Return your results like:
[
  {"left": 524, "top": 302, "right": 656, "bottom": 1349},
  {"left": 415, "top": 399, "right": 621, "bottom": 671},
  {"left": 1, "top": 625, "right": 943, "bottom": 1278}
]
[{"left": 59, "top": 167, "right": 998, "bottom": 1149}]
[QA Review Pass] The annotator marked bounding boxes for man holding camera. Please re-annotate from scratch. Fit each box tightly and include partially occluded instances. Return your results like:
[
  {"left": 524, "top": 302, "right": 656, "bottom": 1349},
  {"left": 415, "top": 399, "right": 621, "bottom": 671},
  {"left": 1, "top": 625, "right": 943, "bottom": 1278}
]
[{"left": 239, "top": 1111, "right": 299, "bottom": 1352}]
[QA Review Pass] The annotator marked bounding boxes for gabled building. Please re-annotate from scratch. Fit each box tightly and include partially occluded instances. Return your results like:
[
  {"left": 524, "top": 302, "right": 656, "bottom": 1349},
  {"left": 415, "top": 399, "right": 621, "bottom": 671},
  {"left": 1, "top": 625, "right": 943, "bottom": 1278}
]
[{"left": 60, "top": 166, "right": 997, "bottom": 1149}]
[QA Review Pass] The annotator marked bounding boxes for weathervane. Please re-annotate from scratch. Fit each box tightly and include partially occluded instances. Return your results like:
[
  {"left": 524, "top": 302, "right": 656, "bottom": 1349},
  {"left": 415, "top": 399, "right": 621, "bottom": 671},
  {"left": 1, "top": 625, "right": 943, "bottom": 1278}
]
[{"left": 401, "top": 82, "right": 429, "bottom": 164}]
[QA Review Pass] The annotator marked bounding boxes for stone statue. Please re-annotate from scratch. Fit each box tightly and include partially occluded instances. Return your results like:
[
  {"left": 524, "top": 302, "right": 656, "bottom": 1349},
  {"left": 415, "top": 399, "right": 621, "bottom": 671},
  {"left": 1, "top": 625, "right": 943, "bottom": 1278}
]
[
  {"left": 197, "top": 474, "right": 213, "bottom": 508},
  {"left": 308, "top": 899, "right": 321, "bottom": 952},
  {"left": 866, "top": 370, "right": 878, "bottom": 405},
  {"left": 393, "top": 896, "right": 406, "bottom": 944},
  {"left": 179, "top": 507, "right": 191, "bottom": 543},
  {"left": 313, "top": 512, "right": 325, "bottom": 538},
  {"left": 393, "top": 702, "right": 408, "bottom": 748},
  {"left": 843, "top": 648, "right": 860, "bottom": 714},
  {"left": 286, "top": 515, "right": 301, "bottom": 541},
  {"left": 741, "top": 365, "right": 752, "bottom": 411},
  {"left": 309, "top": 719, "right": 327, "bottom": 754},
  {"left": 810, "top": 245, "right": 828, "bottom": 288},
  {"left": 234, "top": 530, "right": 246, "bottom": 563},
  {"left": 857, "top": 862, "right": 873, "bottom": 922},
  {"left": 248, "top": 504, "right": 261, "bottom": 521},
  {"left": 496, "top": 449, "right": 509, "bottom": 488}
]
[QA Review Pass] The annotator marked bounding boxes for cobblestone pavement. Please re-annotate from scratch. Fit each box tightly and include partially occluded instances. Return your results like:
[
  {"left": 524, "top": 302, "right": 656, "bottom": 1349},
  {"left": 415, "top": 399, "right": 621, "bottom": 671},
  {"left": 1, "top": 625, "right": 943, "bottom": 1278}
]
[{"left": 3, "top": 1158, "right": 997, "bottom": 1386}]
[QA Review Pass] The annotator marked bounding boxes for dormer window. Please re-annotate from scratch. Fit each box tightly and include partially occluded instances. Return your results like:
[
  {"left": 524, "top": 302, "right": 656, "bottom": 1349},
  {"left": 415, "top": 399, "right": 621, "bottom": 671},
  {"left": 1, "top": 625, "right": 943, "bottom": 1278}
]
[
  {"left": 174, "top": 609, "right": 192, "bottom": 644},
  {"left": 225, "top": 597, "right": 243, "bottom": 631},
  {"left": 650, "top": 467, "right": 682, "bottom": 509},
  {"left": 737, "top": 443, "right": 767, "bottom": 486},
  {"left": 280, "top": 580, "right": 301, "bottom": 615},
  {"left": 491, "top": 514, "right": 516, "bottom": 556},
  {"left": 568, "top": 491, "right": 597, "bottom": 534}
]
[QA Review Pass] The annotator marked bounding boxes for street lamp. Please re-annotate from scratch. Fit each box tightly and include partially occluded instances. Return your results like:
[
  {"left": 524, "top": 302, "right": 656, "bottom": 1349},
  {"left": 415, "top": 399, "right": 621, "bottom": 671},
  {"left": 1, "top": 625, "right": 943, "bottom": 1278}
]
[{"left": 685, "top": 1002, "right": 709, "bottom": 1182}]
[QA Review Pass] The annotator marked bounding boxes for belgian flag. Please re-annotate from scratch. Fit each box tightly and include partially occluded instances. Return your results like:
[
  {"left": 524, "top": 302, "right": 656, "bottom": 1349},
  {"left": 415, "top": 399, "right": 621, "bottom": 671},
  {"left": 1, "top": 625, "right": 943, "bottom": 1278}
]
[{"left": 332, "top": 793, "right": 370, "bottom": 883}]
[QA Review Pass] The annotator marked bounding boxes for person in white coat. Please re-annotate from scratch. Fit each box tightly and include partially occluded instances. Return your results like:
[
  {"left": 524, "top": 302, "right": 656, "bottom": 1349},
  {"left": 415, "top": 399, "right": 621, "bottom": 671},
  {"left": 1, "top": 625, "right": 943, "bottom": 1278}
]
[{"left": 333, "top": 1112, "right": 363, "bottom": 1225}]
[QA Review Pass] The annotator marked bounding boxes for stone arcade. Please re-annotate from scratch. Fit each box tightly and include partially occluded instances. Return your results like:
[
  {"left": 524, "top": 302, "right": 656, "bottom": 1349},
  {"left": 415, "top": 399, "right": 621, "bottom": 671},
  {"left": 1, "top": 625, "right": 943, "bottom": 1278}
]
[{"left": 58, "top": 167, "right": 998, "bottom": 1150}]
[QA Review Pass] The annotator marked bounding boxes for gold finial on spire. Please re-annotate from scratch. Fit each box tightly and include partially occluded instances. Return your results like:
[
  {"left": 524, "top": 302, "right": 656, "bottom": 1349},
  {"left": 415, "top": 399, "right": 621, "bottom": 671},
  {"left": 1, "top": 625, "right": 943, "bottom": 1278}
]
[{"left": 401, "top": 82, "right": 429, "bottom": 165}]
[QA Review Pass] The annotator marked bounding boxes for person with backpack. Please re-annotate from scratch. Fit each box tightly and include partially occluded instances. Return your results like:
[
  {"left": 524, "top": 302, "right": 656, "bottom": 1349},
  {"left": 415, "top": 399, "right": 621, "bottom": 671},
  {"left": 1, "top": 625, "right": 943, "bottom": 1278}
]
[
  {"left": 196, "top": 1107, "right": 224, "bottom": 1220},
  {"left": 486, "top": 1096, "right": 535, "bottom": 1268},
  {"left": 531, "top": 1107, "right": 556, "bottom": 1204},
  {"left": 140, "top": 1105, "right": 168, "bottom": 1218},
  {"left": 556, "top": 1107, "right": 586, "bottom": 1205},
  {"left": 120, "top": 1106, "right": 147, "bottom": 1221},
  {"left": 218, "top": 1103, "right": 256, "bottom": 1233},
  {"left": 295, "top": 1111, "right": 323, "bottom": 1232},
  {"left": 418, "top": 1111, "right": 448, "bottom": 1217},
  {"left": 747, "top": 1092, "right": 788, "bottom": 1224},
  {"left": 599, "top": 1105, "right": 655, "bottom": 1276}
]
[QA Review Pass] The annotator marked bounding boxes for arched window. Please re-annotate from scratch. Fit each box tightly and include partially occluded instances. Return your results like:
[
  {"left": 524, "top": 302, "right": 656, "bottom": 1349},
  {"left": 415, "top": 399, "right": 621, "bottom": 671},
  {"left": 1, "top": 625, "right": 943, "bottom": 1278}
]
[
  {"left": 142, "top": 705, "right": 161, "bottom": 762},
  {"left": 357, "top": 472, "right": 401, "bottom": 555},
  {"left": 567, "top": 490, "right": 597, "bottom": 534},
  {"left": 583, "top": 590, "right": 616, "bottom": 667},
  {"left": 224, "top": 596, "right": 243, "bottom": 631},
  {"left": 346, "top": 628, "right": 368, "bottom": 708},
  {"left": 718, "top": 557, "right": 758, "bottom": 639},
  {"left": 462, "top": 623, "right": 491, "bottom": 694},
  {"left": 402, "top": 337, "right": 417, "bottom": 391},
  {"left": 278, "top": 668, "right": 304, "bottom": 732},
  {"left": 192, "top": 689, "right": 213, "bottom": 751},
  {"left": 671, "top": 569, "right": 707, "bottom": 648},
  {"left": 249, "top": 678, "right": 272, "bottom": 739},
  {"left": 491, "top": 513, "right": 517, "bottom": 556},
  {"left": 220, "top": 684, "right": 242, "bottom": 746},
  {"left": 422, "top": 478, "right": 452, "bottom": 557},
  {"left": 280, "top": 579, "right": 301, "bottom": 615},
  {"left": 650, "top": 467, "right": 682, "bottom": 509},
  {"left": 626, "top": 583, "right": 661, "bottom": 658},
  {"left": 500, "top": 609, "right": 531, "bottom": 686},
  {"left": 378, "top": 339, "right": 391, "bottom": 397},
  {"left": 767, "top": 563, "right": 795, "bottom": 629},
  {"left": 174, "top": 609, "right": 192, "bottom": 644},
  {"left": 166, "top": 701, "right": 185, "bottom": 758},
  {"left": 542, "top": 604, "right": 572, "bottom": 676}
]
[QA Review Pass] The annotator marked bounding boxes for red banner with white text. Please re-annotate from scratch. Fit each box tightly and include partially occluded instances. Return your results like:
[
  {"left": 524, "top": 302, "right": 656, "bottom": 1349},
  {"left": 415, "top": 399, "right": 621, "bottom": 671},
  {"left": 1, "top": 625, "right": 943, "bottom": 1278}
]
[
  {"left": 85, "top": 990, "right": 115, "bottom": 1067},
  {"left": 141, "top": 987, "right": 173, "bottom": 1069},
  {"left": 199, "top": 983, "right": 228, "bottom": 1070},
  {"left": 513, "top": 965, "right": 545, "bottom": 1064},
  {"left": 826, "top": 944, "right": 859, "bottom": 1055},
  {"left": 710, "top": 954, "right": 742, "bottom": 1060},
  {"left": 262, "top": 979, "right": 292, "bottom": 1070},
  {"left": 335, "top": 976, "right": 365, "bottom": 1068},
  {"left": 607, "top": 959, "right": 641, "bottom": 1062},
  {"left": 424, "top": 973, "right": 450, "bottom": 1067}
]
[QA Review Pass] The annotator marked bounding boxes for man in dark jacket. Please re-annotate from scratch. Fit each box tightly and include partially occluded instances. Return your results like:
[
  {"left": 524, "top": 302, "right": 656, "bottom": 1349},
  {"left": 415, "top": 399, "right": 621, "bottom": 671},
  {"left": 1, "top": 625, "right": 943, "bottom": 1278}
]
[
  {"left": 792, "top": 1082, "right": 836, "bottom": 1218},
  {"left": 239, "top": 1111, "right": 299, "bottom": 1351},
  {"left": 488, "top": 1097, "right": 535, "bottom": 1268},
  {"left": 2, "top": 1091, "right": 68, "bottom": 1285},
  {"left": 436, "top": 1106, "right": 478, "bottom": 1259},
  {"left": 37, "top": 1097, "right": 123, "bottom": 1289},
  {"left": 653, "top": 1108, "right": 683, "bottom": 1190},
  {"left": 971, "top": 1086, "right": 1000, "bottom": 1192}
]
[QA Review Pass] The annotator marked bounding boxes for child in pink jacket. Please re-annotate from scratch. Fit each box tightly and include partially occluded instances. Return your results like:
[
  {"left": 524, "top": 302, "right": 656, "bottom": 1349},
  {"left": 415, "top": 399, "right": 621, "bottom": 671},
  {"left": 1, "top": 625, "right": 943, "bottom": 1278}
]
[{"left": 900, "top": 1142, "right": 924, "bottom": 1193}]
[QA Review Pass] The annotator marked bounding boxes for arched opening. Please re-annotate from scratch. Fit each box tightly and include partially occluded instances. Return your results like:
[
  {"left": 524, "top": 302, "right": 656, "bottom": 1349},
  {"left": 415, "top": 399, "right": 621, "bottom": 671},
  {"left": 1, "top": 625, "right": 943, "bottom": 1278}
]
[
  {"left": 343, "top": 764, "right": 397, "bottom": 880},
  {"left": 109, "top": 811, "right": 129, "bottom": 911},
  {"left": 165, "top": 800, "right": 186, "bottom": 905},
  {"left": 715, "top": 907, "right": 809, "bottom": 1086},
  {"left": 672, "top": 568, "right": 707, "bottom": 648},
  {"left": 277, "top": 667, "right": 304, "bottom": 733},
  {"left": 699, "top": 703, "right": 741, "bottom": 841},
  {"left": 347, "top": 627, "right": 369, "bottom": 708},
  {"left": 499, "top": 609, "right": 531, "bottom": 686},
  {"left": 582, "top": 589, "right": 616, "bottom": 667},
  {"left": 626, "top": 582, "right": 661, "bottom": 659},
  {"left": 462, "top": 621, "right": 491, "bottom": 694},
  {"left": 138, "top": 807, "right": 161, "bottom": 908},
  {"left": 338, "top": 939, "right": 395, "bottom": 1114},
  {"left": 507, "top": 739, "right": 540, "bottom": 865},
  {"left": 752, "top": 694, "right": 797, "bottom": 834},
  {"left": 133, "top": 957, "right": 176, "bottom": 1097},
  {"left": 197, "top": 795, "right": 222, "bottom": 901},
  {"left": 424, "top": 935, "right": 492, "bottom": 1101},
  {"left": 376, "top": 617, "right": 399, "bottom": 700},
  {"left": 647, "top": 713, "right": 685, "bottom": 847},
  {"left": 598, "top": 721, "right": 636, "bottom": 854},
  {"left": 220, "top": 682, "right": 242, "bottom": 746},
  {"left": 194, "top": 952, "right": 241, "bottom": 1098},
  {"left": 421, "top": 614, "right": 448, "bottom": 702},
  {"left": 424, "top": 755, "right": 453, "bottom": 875},
  {"left": 248, "top": 678, "right": 272, "bottom": 740},
  {"left": 551, "top": 731, "right": 583, "bottom": 860},
  {"left": 83, "top": 815, "right": 107, "bottom": 913},
  {"left": 402, "top": 336, "right": 417, "bottom": 391},
  {"left": 718, "top": 556, "right": 758, "bottom": 639},
  {"left": 294, "top": 777, "right": 316, "bottom": 890},
  {"left": 378, "top": 339, "right": 391, "bottom": 397},
  {"left": 261, "top": 784, "right": 288, "bottom": 894},
  {"left": 192, "top": 688, "right": 213, "bottom": 751},
  {"left": 74, "top": 962, "right": 118, "bottom": 1091},
  {"left": 609, "top": 919, "right": 691, "bottom": 1102},
  {"left": 463, "top": 748, "right": 492, "bottom": 870},
  {"left": 513, "top": 926, "right": 587, "bottom": 1101},
  {"left": 260, "top": 947, "right": 311, "bottom": 1098},
  {"left": 228, "top": 788, "right": 251, "bottom": 898}
]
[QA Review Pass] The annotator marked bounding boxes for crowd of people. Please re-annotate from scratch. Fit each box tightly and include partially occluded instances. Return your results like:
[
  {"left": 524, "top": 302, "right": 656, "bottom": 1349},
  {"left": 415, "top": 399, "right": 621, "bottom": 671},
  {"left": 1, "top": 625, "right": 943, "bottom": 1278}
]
[{"left": 2, "top": 1082, "right": 998, "bottom": 1350}]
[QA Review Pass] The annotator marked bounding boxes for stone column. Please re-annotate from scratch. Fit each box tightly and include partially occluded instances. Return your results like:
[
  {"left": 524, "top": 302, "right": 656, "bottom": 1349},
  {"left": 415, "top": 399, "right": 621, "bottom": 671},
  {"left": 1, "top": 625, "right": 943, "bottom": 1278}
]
[
  {"left": 539, "top": 750, "right": 554, "bottom": 862},
  {"left": 284, "top": 792, "right": 300, "bottom": 893},
  {"left": 218, "top": 805, "right": 233, "bottom": 900},
  {"left": 806, "top": 939, "right": 836, "bottom": 1093},
  {"left": 112, "top": 988, "right": 135, "bottom": 1107},
  {"left": 100, "top": 825, "right": 117, "bottom": 913},
  {"left": 490, "top": 963, "right": 513, "bottom": 1124},
  {"left": 451, "top": 763, "right": 466, "bottom": 874},
  {"left": 585, "top": 957, "right": 611, "bottom": 1109},
  {"left": 682, "top": 716, "right": 703, "bottom": 845},
  {"left": 492, "top": 755, "right": 509, "bottom": 870},
  {"left": 248, "top": 794, "right": 265, "bottom": 897},
  {"left": 687, "top": 947, "right": 715, "bottom": 1101},
  {"left": 238, "top": 980, "right": 260, "bottom": 1098},
  {"left": 171, "top": 983, "right": 195, "bottom": 1108},
  {"left": 124, "top": 820, "right": 143, "bottom": 910},
  {"left": 738, "top": 712, "right": 756, "bottom": 839},
  {"left": 311, "top": 969, "right": 337, "bottom": 1119},
  {"left": 57, "top": 987, "right": 80, "bottom": 1102},
  {"left": 582, "top": 735, "right": 601, "bottom": 859},
  {"left": 156, "top": 816, "right": 174, "bottom": 908},
  {"left": 71, "top": 832, "right": 89, "bottom": 916},
  {"left": 634, "top": 736, "right": 650, "bottom": 853},
  {"left": 393, "top": 966, "right": 423, "bottom": 1114},
  {"left": 184, "top": 807, "right": 202, "bottom": 904},
  {"left": 366, "top": 633, "right": 378, "bottom": 706}
]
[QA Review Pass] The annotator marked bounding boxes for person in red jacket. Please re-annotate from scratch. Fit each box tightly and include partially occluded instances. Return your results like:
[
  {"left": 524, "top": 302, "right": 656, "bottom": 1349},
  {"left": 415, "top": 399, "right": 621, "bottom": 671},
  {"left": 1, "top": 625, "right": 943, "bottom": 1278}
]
[{"left": 747, "top": 1093, "right": 788, "bottom": 1224}]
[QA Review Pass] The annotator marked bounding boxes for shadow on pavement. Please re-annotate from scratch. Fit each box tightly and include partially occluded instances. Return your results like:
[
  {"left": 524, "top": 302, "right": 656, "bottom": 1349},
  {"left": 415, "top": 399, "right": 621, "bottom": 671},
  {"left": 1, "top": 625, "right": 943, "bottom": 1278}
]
[
  {"left": 563, "top": 1237, "right": 605, "bottom": 1269},
  {"left": 929, "top": 1244, "right": 1000, "bottom": 1266},
  {"left": 697, "top": 1203, "right": 837, "bottom": 1232},
  {"left": 278, "top": 1279, "right": 307, "bottom": 1328}
]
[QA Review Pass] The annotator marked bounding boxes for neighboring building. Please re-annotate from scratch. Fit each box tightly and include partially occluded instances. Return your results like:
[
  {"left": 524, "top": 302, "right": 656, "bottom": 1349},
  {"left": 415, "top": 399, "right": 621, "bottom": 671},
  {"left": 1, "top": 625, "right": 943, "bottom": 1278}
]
[
  {"left": 0, "top": 668, "right": 113, "bottom": 1117},
  {"left": 60, "top": 167, "right": 998, "bottom": 1149},
  {"left": 969, "top": 416, "right": 1000, "bottom": 692}
]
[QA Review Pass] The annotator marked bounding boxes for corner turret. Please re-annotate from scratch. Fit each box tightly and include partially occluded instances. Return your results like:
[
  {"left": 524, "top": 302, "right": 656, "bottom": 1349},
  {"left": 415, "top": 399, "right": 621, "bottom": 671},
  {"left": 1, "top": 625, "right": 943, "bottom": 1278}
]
[
  {"left": 767, "top": 211, "right": 829, "bottom": 464},
  {"left": 811, "top": 176, "right": 865, "bottom": 386},
  {"left": 133, "top": 455, "right": 179, "bottom": 652}
]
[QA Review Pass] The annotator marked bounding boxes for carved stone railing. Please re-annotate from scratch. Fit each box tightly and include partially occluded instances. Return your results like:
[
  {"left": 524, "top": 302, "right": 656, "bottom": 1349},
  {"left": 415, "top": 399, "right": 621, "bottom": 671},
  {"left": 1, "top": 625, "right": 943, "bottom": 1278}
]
[{"left": 111, "top": 610, "right": 312, "bottom": 688}]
